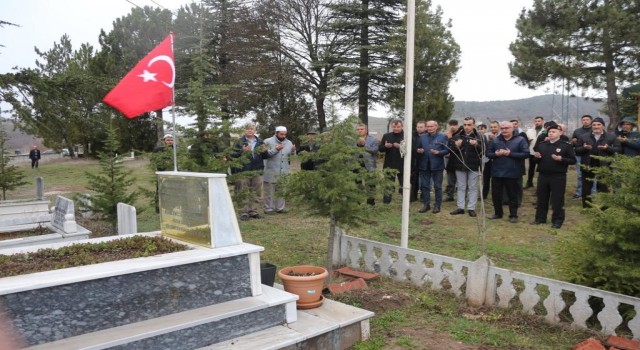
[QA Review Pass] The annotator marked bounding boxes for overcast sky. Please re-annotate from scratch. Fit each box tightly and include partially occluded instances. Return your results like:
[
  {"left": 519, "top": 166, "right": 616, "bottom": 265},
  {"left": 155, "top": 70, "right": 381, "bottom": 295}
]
[{"left": 1, "top": 0, "right": 550, "bottom": 105}]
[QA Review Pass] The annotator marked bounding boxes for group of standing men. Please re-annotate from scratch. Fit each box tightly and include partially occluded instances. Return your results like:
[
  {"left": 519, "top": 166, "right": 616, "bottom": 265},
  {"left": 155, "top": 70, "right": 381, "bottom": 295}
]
[
  {"left": 226, "top": 113, "right": 639, "bottom": 227},
  {"left": 377, "top": 113, "right": 639, "bottom": 229},
  {"left": 231, "top": 123, "right": 296, "bottom": 221}
]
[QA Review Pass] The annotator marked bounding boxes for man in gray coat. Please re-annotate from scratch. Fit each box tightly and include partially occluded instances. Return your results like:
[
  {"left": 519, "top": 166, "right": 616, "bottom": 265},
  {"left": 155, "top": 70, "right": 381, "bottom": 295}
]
[
  {"left": 356, "top": 123, "right": 379, "bottom": 205},
  {"left": 263, "top": 126, "right": 296, "bottom": 214}
]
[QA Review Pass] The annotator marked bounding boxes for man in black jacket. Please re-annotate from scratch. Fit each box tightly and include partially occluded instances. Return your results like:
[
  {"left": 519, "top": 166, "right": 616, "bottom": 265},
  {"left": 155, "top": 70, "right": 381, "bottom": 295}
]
[
  {"left": 571, "top": 115, "right": 593, "bottom": 199},
  {"left": 531, "top": 125, "right": 576, "bottom": 229},
  {"left": 574, "top": 117, "right": 621, "bottom": 208},
  {"left": 29, "top": 146, "right": 41, "bottom": 169},
  {"left": 447, "top": 117, "right": 482, "bottom": 217},
  {"left": 379, "top": 119, "right": 405, "bottom": 204}
]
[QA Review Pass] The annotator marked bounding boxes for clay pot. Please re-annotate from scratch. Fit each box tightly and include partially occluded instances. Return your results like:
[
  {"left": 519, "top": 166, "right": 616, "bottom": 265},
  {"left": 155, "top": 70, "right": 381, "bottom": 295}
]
[{"left": 278, "top": 265, "right": 328, "bottom": 309}]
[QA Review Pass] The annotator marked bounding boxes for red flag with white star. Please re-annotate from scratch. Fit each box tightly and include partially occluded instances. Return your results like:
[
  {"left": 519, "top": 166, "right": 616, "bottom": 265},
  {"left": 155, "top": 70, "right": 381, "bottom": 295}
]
[{"left": 103, "top": 34, "right": 175, "bottom": 118}]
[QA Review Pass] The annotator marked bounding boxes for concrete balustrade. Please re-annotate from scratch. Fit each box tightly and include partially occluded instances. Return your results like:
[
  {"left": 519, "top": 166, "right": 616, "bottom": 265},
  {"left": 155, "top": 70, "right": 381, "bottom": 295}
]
[{"left": 337, "top": 231, "right": 640, "bottom": 340}]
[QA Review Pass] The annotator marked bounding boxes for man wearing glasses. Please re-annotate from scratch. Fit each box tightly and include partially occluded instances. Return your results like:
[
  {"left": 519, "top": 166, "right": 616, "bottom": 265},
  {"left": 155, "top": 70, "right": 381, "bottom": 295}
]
[{"left": 486, "top": 121, "right": 530, "bottom": 223}]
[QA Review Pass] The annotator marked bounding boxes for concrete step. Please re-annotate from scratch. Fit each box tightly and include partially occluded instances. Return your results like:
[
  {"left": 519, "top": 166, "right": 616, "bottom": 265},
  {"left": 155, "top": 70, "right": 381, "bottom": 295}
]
[
  {"left": 204, "top": 297, "right": 375, "bottom": 350},
  {"left": 27, "top": 286, "right": 298, "bottom": 350}
]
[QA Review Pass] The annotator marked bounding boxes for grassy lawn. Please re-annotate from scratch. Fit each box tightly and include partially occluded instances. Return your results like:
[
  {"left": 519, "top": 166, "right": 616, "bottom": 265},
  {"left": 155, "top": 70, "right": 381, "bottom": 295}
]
[{"left": 8, "top": 156, "right": 598, "bottom": 349}]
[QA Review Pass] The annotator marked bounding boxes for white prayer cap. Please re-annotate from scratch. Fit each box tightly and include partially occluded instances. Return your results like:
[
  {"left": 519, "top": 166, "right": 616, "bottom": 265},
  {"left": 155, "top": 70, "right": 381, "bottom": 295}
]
[
  {"left": 275, "top": 126, "right": 287, "bottom": 132},
  {"left": 163, "top": 134, "right": 174, "bottom": 139}
]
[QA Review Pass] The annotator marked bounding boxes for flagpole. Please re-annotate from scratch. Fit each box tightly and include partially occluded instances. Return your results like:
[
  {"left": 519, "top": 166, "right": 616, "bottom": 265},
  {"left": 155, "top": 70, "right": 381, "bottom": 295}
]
[
  {"left": 400, "top": 0, "right": 416, "bottom": 249},
  {"left": 170, "top": 32, "right": 178, "bottom": 172}
]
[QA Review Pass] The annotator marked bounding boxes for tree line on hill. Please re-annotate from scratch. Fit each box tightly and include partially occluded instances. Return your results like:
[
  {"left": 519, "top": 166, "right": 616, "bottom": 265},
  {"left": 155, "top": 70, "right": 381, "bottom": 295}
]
[
  {"left": 0, "top": 0, "right": 460, "bottom": 156},
  {"left": 0, "top": 0, "right": 638, "bottom": 156}
]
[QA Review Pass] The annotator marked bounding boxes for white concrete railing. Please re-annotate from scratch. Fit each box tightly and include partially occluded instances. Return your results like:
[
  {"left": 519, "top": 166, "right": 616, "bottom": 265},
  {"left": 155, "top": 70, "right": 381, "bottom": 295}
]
[{"left": 337, "top": 232, "right": 640, "bottom": 340}]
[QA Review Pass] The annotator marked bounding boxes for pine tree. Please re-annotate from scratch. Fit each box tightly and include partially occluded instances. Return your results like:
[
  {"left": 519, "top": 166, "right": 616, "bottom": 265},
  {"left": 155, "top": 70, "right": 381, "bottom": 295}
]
[
  {"left": 387, "top": 0, "right": 460, "bottom": 123},
  {"left": 282, "top": 116, "right": 392, "bottom": 277},
  {"left": 557, "top": 155, "right": 640, "bottom": 297},
  {"left": 509, "top": 0, "right": 640, "bottom": 129},
  {"left": 81, "top": 124, "right": 140, "bottom": 226},
  {"left": 0, "top": 128, "right": 28, "bottom": 200},
  {"left": 327, "top": 0, "right": 404, "bottom": 126}
]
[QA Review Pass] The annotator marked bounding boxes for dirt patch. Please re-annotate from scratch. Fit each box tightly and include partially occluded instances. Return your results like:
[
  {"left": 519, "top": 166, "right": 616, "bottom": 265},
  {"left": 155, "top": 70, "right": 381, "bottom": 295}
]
[
  {"left": 339, "top": 288, "right": 507, "bottom": 350},
  {"left": 385, "top": 231, "right": 401, "bottom": 239},
  {"left": 384, "top": 327, "right": 501, "bottom": 350},
  {"left": 340, "top": 288, "right": 412, "bottom": 314}
]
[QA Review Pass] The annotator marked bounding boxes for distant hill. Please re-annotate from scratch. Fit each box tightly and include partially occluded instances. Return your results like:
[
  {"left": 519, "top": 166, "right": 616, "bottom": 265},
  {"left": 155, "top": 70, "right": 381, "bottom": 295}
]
[
  {"left": 1, "top": 119, "right": 43, "bottom": 155},
  {"left": 367, "top": 94, "right": 606, "bottom": 138},
  {"left": 452, "top": 94, "right": 606, "bottom": 127},
  {"left": 3, "top": 94, "right": 608, "bottom": 148}
]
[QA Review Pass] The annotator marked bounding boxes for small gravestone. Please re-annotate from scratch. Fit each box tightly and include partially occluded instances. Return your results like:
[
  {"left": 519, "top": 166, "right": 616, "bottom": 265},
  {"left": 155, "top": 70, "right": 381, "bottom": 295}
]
[
  {"left": 36, "top": 177, "right": 44, "bottom": 201},
  {"left": 117, "top": 203, "right": 137, "bottom": 235},
  {"left": 52, "top": 196, "right": 77, "bottom": 233}
]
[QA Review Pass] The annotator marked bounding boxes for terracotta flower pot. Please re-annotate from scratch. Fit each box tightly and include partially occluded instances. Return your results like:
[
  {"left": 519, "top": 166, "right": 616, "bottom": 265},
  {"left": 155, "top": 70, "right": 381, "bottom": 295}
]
[{"left": 278, "top": 265, "right": 328, "bottom": 309}]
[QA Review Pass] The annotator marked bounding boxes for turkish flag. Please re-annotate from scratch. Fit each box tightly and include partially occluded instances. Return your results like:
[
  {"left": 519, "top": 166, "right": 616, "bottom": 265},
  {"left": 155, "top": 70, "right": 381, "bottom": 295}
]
[{"left": 103, "top": 34, "right": 175, "bottom": 118}]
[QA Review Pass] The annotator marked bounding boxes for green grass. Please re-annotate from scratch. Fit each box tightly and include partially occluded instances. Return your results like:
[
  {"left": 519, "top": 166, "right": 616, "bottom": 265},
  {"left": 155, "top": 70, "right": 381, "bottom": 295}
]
[{"left": 8, "top": 157, "right": 599, "bottom": 349}]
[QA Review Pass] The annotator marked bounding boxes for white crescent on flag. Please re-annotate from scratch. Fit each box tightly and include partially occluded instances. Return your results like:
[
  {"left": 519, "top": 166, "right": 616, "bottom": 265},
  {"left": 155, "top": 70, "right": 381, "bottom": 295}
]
[{"left": 148, "top": 55, "right": 175, "bottom": 88}]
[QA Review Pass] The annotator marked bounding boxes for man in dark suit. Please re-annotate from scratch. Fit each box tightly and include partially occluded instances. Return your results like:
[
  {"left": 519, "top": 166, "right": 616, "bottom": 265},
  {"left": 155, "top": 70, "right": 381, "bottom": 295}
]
[{"left": 29, "top": 146, "right": 41, "bottom": 169}]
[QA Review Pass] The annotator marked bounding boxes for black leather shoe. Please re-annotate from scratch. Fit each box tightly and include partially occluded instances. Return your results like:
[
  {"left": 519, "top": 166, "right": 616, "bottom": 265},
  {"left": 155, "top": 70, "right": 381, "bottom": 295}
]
[
  {"left": 432, "top": 206, "right": 440, "bottom": 214},
  {"left": 529, "top": 221, "right": 546, "bottom": 225},
  {"left": 551, "top": 224, "right": 562, "bottom": 229},
  {"left": 450, "top": 208, "right": 464, "bottom": 215},
  {"left": 418, "top": 205, "right": 431, "bottom": 213},
  {"left": 468, "top": 210, "right": 476, "bottom": 217},
  {"left": 509, "top": 217, "right": 518, "bottom": 223},
  {"left": 487, "top": 215, "right": 502, "bottom": 220}
]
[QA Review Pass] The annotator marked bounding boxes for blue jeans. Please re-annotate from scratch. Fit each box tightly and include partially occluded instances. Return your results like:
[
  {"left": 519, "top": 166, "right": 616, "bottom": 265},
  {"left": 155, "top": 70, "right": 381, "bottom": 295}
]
[{"left": 420, "top": 169, "right": 444, "bottom": 207}]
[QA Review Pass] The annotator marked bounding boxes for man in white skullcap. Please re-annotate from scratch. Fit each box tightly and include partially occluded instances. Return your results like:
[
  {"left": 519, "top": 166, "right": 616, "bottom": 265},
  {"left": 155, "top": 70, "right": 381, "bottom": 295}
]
[{"left": 262, "top": 126, "right": 296, "bottom": 214}]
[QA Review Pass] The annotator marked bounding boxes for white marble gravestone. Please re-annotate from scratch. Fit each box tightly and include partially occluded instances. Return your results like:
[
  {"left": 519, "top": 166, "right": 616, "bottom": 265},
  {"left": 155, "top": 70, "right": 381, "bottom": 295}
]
[
  {"left": 52, "top": 196, "right": 77, "bottom": 233},
  {"left": 117, "top": 202, "right": 137, "bottom": 235}
]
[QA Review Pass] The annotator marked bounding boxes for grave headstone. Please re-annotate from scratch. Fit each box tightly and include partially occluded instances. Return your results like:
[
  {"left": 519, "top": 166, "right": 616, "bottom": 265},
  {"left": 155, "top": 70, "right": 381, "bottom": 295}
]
[
  {"left": 52, "top": 196, "right": 77, "bottom": 233},
  {"left": 36, "top": 177, "right": 44, "bottom": 201},
  {"left": 117, "top": 203, "right": 137, "bottom": 235},
  {"left": 157, "top": 172, "right": 242, "bottom": 248}
]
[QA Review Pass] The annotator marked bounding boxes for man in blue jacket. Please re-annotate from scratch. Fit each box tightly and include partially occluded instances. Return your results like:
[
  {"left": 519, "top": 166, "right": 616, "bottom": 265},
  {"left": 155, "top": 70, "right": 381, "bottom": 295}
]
[
  {"left": 416, "top": 120, "right": 449, "bottom": 213},
  {"left": 486, "top": 121, "right": 530, "bottom": 223}
]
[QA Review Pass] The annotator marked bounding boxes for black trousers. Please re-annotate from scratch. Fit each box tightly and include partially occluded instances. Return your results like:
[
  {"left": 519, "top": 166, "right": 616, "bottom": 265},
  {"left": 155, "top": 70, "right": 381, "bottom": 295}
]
[
  {"left": 383, "top": 170, "right": 403, "bottom": 203},
  {"left": 491, "top": 177, "right": 519, "bottom": 218},
  {"left": 501, "top": 177, "right": 523, "bottom": 207},
  {"left": 526, "top": 155, "right": 537, "bottom": 186},
  {"left": 482, "top": 161, "right": 492, "bottom": 199},
  {"left": 445, "top": 169, "right": 456, "bottom": 199},
  {"left": 535, "top": 173, "right": 567, "bottom": 225},
  {"left": 410, "top": 170, "right": 419, "bottom": 201}
]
